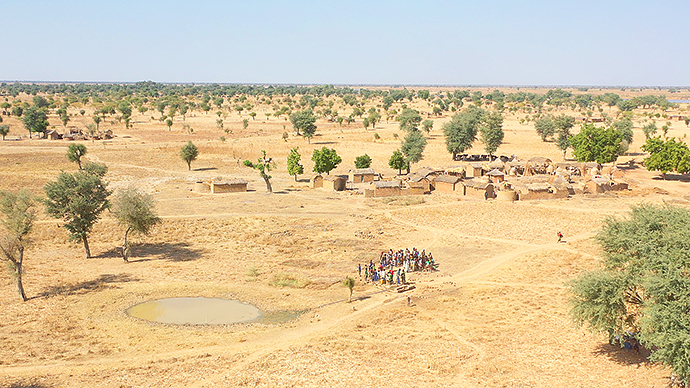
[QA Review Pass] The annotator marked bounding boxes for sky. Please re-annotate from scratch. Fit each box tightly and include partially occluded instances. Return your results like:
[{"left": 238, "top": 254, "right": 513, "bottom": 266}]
[{"left": 2, "top": 0, "right": 689, "bottom": 86}]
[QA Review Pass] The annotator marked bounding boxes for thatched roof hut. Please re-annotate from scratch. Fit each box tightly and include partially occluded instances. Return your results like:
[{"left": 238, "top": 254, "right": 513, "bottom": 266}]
[{"left": 433, "top": 175, "right": 463, "bottom": 193}]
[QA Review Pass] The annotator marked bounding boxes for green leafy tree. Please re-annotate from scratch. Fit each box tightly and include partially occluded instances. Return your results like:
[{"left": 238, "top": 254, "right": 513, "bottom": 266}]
[
  {"left": 67, "top": 143, "right": 87, "bottom": 169},
  {"left": 0, "top": 124, "right": 9, "bottom": 140},
  {"left": 641, "top": 136, "right": 690, "bottom": 178},
  {"left": 642, "top": 122, "right": 658, "bottom": 140},
  {"left": 479, "top": 111, "right": 504, "bottom": 156},
  {"left": 180, "top": 141, "right": 199, "bottom": 170},
  {"left": 93, "top": 115, "right": 101, "bottom": 132},
  {"left": 244, "top": 150, "right": 276, "bottom": 192},
  {"left": 569, "top": 205, "right": 690, "bottom": 385},
  {"left": 367, "top": 109, "right": 381, "bottom": 129},
  {"left": 0, "top": 190, "right": 35, "bottom": 301},
  {"left": 421, "top": 119, "right": 434, "bottom": 133},
  {"left": 534, "top": 116, "right": 556, "bottom": 141},
  {"left": 11, "top": 106, "right": 23, "bottom": 118},
  {"left": 22, "top": 106, "right": 49, "bottom": 139},
  {"left": 44, "top": 162, "right": 111, "bottom": 259},
  {"left": 287, "top": 147, "right": 304, "bottom": 181},
  {"left": 554, "top": 115, "right": 576, "bottom": 160},
  {"left": 289, "top": 109, "right": 317, "bottom": 138},
  {"left": 311, "top": 147, "right": 341, "bottom": 175},
  {"left": 165, "top": 118, "right": 173, "bottom": 131},
  {"left": 354, "top": 154, "right": 372, "bottom": 169},
  {"left": 397, "top": 108, "right": 422, "bottom": 132},
  {"left": 570, "top": 124, "right": 623, "bottom": 164},
  {"left": 111, "top": 187, "right": 161, "bottom": 262},
  {"left": 442, "top": 106, "right": 484, "bottom": 159},
  {"left": 389, "top": 150, "right": 406, "bottom": 174},
  {"left": 401, "top": 129, "right": 427, "bottom": 173},
  {"left": 242, "top": 118, "right": 249, "bottom": 129}
]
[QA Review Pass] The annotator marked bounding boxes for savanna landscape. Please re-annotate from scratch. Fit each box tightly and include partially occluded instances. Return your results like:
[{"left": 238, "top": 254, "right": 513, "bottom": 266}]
[{"left": 1, "top": 83, "right": 690, "bottom": 388}]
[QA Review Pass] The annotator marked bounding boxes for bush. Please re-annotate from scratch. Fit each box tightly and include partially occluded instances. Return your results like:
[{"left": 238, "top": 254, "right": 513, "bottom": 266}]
[{"left": 269, "top": 272, "right": 311, "bottom": 288}]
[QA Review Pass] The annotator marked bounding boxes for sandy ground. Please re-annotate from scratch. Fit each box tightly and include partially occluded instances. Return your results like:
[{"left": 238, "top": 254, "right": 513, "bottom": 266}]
[{"left": 1, "top": 89, "right": 689, "bottom": 387}]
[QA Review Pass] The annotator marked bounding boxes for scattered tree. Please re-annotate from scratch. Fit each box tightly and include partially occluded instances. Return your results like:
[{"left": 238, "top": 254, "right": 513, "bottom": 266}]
[
  {"left": 0, "top": 189, "right": 35, "bottom": 301},
  {"left": 397, "top": 108, "right": 422, "bottom": 132},
  {"left": 388, "top": 150, "right": 406, "bottom": 174},
  {"left": 111, "top": 187, "right": 161, "bottom": 262},
  {"left": 554, "top": 115, "right": 576, "bottom": 160},
  {"left": 93, "top": 115, "right": 101, "bottom": 132},
  {"left": 479, "top": 111, "right": 504, "bottom": 156},
  {"left": 243, "top": 150, "right": 276, "bottom": 192},
  {"left": 180, "top": 141, "right": 199, "bottom": 170},
  {"left": 311, "top": 147, "right": 341, "bottom": 175},
  {"left": 286, "top": 147, "right": 304, "bottom": 181},
  {"left": 641, "top": 136, "right": 690, "bottom": 178},
  {"left": 401, "top": 129, "right": 427, "bottom": 173},
  {"left": 0, "top": 124, "right": 9, "bottom": 140},
  {"left": 165, "top": 118, "right": 173, "bottom": 131},
  {"left": 243, "top": 118, "right": 249, "bottom": 129},
  {"left": 22, "top": 106, "right": 49, "bottom": 139},
  {"left": 289, "top": 109, "right": 317, "bottom": 138},
  {"left": 642, "top": 122, "right": 658, "bottom": 140},
  {"left": 354, "top": 154, "right": 372, "bottom": 169},
  {"left": 66, "top": 143, "right": 87, "bottom": 169},
  {"left": 443, "top": 106, "right": 484, "bottom": 159},
  {"left": 534, "top": 116, "right": 556, "bottom": 141},
  {"left": 44, "top": 162, "right": 111, "bottom": 259},
  {"left": 570, "top": 124, "right": 623, "bottom": 164},
  {"left": 569, "top": 204, "right": 690, "bottom": 385}
]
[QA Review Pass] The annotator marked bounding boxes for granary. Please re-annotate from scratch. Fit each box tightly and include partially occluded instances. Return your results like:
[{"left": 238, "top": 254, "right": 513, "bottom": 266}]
[
  {"left": 210, "top": 179, "right": 247, "bottom": 193},
  {"left": 465, "top": 162, "right": 484, "bottom": 178},
  {"left": 349, "top": 168, "right": 376, "bottom": 183},
  {"left": 323, "top": 175, "right": 347, "bottom": 191},
  {"left": 433, "top": 175, "right": 463, "bottom": 193},
  {"left": 311, "top": 175, "right": 324, "bottom": 188},
  {"left": 486, "top": 169, "right": 505, "bottom": 184},
  {"left": 369, "top": 180, "right": 401, "bottom": 197}
]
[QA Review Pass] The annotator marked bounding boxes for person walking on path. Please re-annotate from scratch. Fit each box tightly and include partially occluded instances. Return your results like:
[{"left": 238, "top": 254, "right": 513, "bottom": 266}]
[{"left": 557, "top": 231, "right": 564, "bottom": 243}]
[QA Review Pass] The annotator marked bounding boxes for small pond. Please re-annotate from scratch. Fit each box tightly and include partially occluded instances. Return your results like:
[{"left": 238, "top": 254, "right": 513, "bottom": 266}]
[{"left": 127, "top": 297, "right": 300, "bottom": 325}]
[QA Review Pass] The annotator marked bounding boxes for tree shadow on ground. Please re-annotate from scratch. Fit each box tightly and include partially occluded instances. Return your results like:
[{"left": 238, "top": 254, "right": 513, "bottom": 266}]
[
  {"left": 7, "top": 381, "right": 53, "bottom": 388},
  {"left": 35, "top": 273, "right": 140, "bottom": 299},
  {"left": 193, "top": 167, "right": 217, "bottom": 171},
  {"left": 592, "top": 343, "right": 652, "bottom": 366},
  {"left": 652, "top": 174, "right": 690, "bottom": 182},
  {"left": 311, "top": 141, "right": 337, "bottom": 145},
  {"left": 98, "top": 242, "right": 205, "bottom": 262},
  {"left": 132, "top": 242, "right": 205, "bottom": 262}
]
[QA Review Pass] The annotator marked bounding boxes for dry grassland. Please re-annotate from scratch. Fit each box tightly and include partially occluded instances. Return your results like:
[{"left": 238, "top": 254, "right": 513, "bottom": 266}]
[{"left": 1, "top": 87, "right": 690, "bottom": 387}]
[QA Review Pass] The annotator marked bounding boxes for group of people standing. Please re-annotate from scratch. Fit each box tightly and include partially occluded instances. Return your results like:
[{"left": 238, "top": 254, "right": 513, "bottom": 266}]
[{"left": 358, "top": 248, "right": 437, "bottom": 286}]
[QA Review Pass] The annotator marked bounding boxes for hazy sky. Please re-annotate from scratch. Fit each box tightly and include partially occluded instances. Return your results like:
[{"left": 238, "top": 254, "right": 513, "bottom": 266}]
[{"left": 2, "top": 0, "right": 688, "bottom": 86}]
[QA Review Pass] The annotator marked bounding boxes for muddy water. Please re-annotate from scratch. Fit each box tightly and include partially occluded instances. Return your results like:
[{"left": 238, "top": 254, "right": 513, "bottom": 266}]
[{"left": 127, "top": 297, "right": 299, "bottom": 325}]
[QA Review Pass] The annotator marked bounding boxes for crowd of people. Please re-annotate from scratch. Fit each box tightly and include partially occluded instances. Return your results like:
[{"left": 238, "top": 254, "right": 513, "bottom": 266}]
[{"left": 357, "top": 248, "right": 437, "bottom": 286}]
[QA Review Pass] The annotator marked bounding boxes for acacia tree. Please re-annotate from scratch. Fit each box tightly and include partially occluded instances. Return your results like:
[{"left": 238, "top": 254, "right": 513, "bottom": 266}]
[
  {"left": 93, "top": 115, "right": 101, "bottom": 132},
  {"left": 569, "top": 205, "right": 690, "bottom": 385},
  {"left": 67, "top": 143, "right": 87, "bottom": 169},
  {"left": 312, "top": 147, "right": 341, "bottom": 175},
  {"left": 421, "top": 119, "right": 434, "bottom": 133},
  {"left": 534, "top": 116, "right": 556, "bottom": 141},
  {"left": 397, "top": 108, "right": 422, "bottom": 132},
  {"left": 289, "top": 109, "right": 317, "bottom": 140},
  {"left": 244, "top": 150, "right": 276, "bottom": 192},
  {"left": 287, "top": 147, "right": 304, "bottom": 181},
  {"left": 44, "top": 162, "right": 111, "bottom": 259},
  {"left": 0, "top": 124, "right": 9, "bottom": 140},
  {"left": 479, "top": 111, "right": 504, "bottom": 156},
  {"left": 112, "top": 187, "right": 161, "bottom": 262},
  {"left": 180, "top": 141, "right": 199, "bottom": 170},
  {"left": 342, "top": 276, "right": 355, "bottom": 303},
  {"left": 0, "top": 190, "right": 35, "bottom": 301},
  {"left": 554, "top": 115, "right": 575, "bottom": 160}
]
